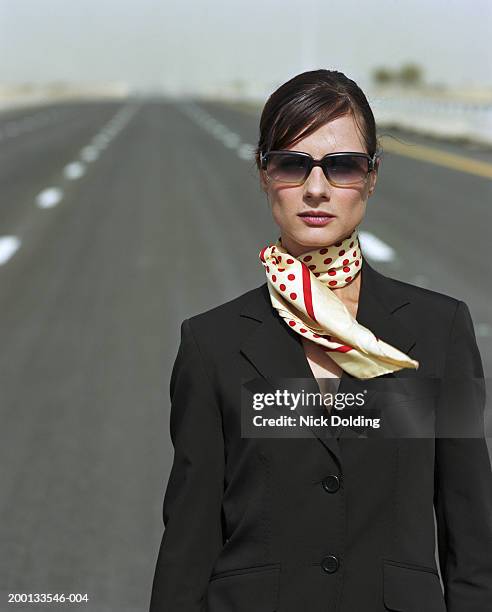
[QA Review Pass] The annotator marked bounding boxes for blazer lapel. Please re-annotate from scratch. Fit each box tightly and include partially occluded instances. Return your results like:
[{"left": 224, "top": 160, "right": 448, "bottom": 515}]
[{"left": 239, "top": 256, "right": 417, "bottom": 468}]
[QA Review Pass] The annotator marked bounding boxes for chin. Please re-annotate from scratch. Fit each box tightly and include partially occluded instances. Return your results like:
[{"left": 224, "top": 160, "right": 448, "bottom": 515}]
[
  {"left": 296, "top": 226, "right": 339, "bottom": 245},
  {"left": 280, "top": 230, "right": 337, "bottom": 256}
]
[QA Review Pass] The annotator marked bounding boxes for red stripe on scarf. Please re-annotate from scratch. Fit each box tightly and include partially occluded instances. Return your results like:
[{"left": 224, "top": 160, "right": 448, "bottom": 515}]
[
  {"left": 325, "top": 345, "right": 354, "bottom": 353},
  {"left": 322, "top": 333, "right": 353, "bottom": 353},
  {"left": 301, "top": 263, "right": 317, "bottom": 322}
]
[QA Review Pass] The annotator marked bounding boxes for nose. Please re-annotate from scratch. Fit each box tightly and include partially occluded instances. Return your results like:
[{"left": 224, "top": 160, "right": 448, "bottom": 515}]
[{"left": 303, "top": 165, "right": 331, "bottom": 198}]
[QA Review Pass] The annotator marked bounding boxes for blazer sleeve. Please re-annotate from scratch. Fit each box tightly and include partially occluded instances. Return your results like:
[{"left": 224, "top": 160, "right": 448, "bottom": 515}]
[
  {"left": 149, "top": 318, "right": 225, "bottom": 612},
  {"left": 433, "top": 300, "right": 492, "bottom": 612}
]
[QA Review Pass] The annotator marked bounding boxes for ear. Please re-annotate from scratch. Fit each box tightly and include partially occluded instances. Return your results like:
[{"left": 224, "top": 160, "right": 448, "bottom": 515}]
[
  {"left": 259, "top": 169, "right": 270, "bottom": 193},
  {"left": 368, "top": 159, "right": 380, "bottom": 197}
]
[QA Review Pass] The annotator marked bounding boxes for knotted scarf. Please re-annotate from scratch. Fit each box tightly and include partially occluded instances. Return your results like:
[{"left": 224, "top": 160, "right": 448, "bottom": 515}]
[{"left": 258, "top": 228, "right": 419, "bottom": 379}]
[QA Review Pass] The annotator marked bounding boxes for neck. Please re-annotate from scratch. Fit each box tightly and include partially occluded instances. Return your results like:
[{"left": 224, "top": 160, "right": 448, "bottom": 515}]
[
  {"left": 332, "top": 268, "right": 361, "bottom": 304},
  {"left": 280, "top": 231, "right": 357, "bottom": 259}
]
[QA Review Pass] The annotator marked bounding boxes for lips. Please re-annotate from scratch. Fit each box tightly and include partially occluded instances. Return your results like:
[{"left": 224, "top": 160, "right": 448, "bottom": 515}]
[
  {"left": 298, "top": 211, "right": 335, "bottom": 218},
  {"left": 298, "top": 212, "right": 336, "bottom": 227}
]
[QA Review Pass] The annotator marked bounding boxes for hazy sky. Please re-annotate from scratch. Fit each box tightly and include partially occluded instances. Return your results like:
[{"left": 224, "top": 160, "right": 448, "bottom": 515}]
[{"left": 1, "top": 0, "right": 491, "bottom": 94}]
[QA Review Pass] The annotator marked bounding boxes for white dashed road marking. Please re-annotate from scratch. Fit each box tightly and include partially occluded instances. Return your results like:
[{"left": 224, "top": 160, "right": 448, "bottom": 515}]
[
  {"left": 237, "top": 143, "right": 255, "bottom": 160},
  {"left": 63, "top": 162, "right": 86, "bottom": 180},
  {"left": 358, "top": 231, "right": 395, "bottom": 262},
  {"left": 36, "top": 187, "right": 64, "bottom": 209},
  {"left": 0, "top": 103, "right": 143, "bottom": 268},
  {"left": 476, "top": 323, "right": 492, "bottom": 338},
  {"left": 0, "top": 236, "right": 21, "bottom": 264},
  {"left": 80, "top": 146, "right": 99, "bottom": 162},
  {"left": 221, "top": 133, "right": 241, "bottom": 148}
]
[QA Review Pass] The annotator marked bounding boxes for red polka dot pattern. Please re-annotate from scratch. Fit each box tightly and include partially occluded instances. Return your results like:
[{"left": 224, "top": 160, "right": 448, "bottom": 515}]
[
  {"left": 255, "top": 228, "right": 420, "bottom": 379},
  {"left": 258, "top": 229, "right": 361, "bottom": 304}
]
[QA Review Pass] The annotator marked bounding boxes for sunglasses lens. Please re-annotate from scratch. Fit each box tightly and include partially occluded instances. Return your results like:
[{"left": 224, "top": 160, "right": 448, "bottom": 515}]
[
  {"left": 266, "top": 153, "right": 308, "bottom": 183},
  {"left": 326, "top": 155, "right": 369, "bottom": 185},
  {"left": 265, "top": 153, "right": 371, "bottom": 185}
]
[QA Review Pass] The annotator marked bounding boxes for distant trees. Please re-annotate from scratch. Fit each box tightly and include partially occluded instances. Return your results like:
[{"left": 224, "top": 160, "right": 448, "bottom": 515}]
[{"left": 372, "top": 63, "right": 424, "bottom": 86}]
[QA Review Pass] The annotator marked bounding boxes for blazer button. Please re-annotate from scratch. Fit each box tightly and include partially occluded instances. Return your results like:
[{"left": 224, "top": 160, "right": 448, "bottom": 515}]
[
  {"left": 321, "top": 555, "right": 339, "bottom": 573},
  {"left": 322, "top": 474, "right": 340, "bottom": 493}
]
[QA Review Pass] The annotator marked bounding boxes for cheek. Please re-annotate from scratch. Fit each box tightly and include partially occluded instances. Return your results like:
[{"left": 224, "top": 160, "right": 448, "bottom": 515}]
[
  {"left": 335, "top": 196, "right": 367, "bottom": 232},
  {"left": 271, "top": 203, "right": 288, "bottom": 230},
  {"left": 269, "top": 190, "right": 298, "bottom": 220},
  {"left": 340, "top": 189, "right": 362, "bottom": 206}
]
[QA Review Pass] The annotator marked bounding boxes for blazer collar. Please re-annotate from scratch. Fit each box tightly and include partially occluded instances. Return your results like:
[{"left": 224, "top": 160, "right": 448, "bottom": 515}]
[{"left": 239, "top": 256, "right": 416, "bottom": 467}]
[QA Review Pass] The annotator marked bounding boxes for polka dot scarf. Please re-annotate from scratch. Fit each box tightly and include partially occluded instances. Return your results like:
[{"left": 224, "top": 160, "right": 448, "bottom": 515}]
[{"left": 258, "top": 228, "right": 419, "bottom": 379}]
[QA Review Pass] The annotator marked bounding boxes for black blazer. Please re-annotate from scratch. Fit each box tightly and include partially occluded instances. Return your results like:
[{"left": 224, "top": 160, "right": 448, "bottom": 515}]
[{"left": 150, "top": 256, "right": 492, "bottom": 612}]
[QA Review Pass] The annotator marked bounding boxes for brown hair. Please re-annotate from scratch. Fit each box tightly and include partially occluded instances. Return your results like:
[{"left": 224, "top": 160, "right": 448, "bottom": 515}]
[{"left": 254, "top": 69, "right": 381, "bottom": 173}]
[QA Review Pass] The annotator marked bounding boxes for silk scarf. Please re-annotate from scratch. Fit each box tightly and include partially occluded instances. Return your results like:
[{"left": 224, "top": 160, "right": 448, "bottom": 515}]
[{"left": 258, "top": 228, "right": 419, "bottom": 379}]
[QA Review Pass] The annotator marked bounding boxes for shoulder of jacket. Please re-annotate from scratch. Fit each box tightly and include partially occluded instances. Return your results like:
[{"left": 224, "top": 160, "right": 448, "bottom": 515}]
[
  {"left": 364, "top": 258, "right": 461, "bottom": 316},
  {"left": 386, "top": 275, "right": 461, "bottom": 312},
  {"left": 186, "top": 283, "right": 265, "bottom": 331}
]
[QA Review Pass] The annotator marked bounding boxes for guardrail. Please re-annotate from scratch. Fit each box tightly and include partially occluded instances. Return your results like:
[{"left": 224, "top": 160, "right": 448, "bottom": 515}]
[{"left": 366, "top": 89, "right": 492, "bottom": 146}]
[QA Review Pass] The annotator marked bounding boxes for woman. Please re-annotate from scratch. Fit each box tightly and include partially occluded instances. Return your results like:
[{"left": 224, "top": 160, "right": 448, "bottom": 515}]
[{"left": 150, "top": 70, "right": 492, "bottom": 611}]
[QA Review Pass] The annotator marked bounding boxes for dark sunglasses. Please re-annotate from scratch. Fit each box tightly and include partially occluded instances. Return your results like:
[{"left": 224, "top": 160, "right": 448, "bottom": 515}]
[{"left": 260, "top": 150, "right": 379, "bottom": 187}]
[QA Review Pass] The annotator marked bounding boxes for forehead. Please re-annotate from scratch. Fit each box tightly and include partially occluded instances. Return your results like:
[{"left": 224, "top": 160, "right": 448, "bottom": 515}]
[{"left": 288, "top": 114, "right": 366, "bottom": 155}]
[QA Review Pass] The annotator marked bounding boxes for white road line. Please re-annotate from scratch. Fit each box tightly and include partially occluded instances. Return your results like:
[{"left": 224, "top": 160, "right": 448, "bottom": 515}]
[
  {"left": 476, "top": 323, "right": 492, "bottom": 338},
  {"left": 93, "top": 134, "right": 111, "bottom": 148},
  {"left": 80, "top": 146, "right": 99, "bottom": 162},
  {"left": 204, "top": 119, "right": 220, "bottom": 130},
  {"left": 0, "top": 236, "right": 21, "bottom": 265},
  {"left": 26, "top": 103, "right": 140, "bottom": 214},
  {"left": 358, "top": 231, "right": 395, "bottom": 262},
  {"left": 212, "top": 125, "right": 230, "bottom": 138},
  {"left": 63, "top": 162, "right": 86, "bottom": 180},
  {"left": 36, "top": 187, "right": 63, "bottom": 209},
  {"left": 182, "top": 103, "right": 257, "bottom": 160},
  {"left": 237, "top": 143, "right": 255, "bottom": 160},
  {"left": 221, "top": 133, "right": 241, "bottom": 148}
]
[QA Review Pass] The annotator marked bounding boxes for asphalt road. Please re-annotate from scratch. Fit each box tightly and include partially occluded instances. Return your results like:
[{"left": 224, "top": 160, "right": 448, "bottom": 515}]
[{"left": 0, "top": 98, "right": 491, "bottom": 611}]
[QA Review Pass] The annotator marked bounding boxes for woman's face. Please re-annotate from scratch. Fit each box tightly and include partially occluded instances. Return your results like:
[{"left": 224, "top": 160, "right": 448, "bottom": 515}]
[{"left": 260, "top": 113, "right": 379, "bottom": 257}]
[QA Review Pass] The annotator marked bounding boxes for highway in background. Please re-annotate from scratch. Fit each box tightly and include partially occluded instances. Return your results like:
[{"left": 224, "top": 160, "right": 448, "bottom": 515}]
[{"left": 0, "top": 99, "right": 491, "bottom": 611}]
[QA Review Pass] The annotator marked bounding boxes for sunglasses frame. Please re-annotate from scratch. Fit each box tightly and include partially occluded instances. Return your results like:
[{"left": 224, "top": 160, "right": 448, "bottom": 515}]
[{"left": 259, "top": 150, "right": 379, "bottom": 187}]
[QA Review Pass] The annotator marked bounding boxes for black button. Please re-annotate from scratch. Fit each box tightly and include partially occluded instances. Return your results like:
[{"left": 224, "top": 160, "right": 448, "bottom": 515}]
[
  {"left": 322, "top": 474, "right": 340, "bottom": 493},
  {"left": 321, "top": 555, "right": 339, "bottom": 573}
]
